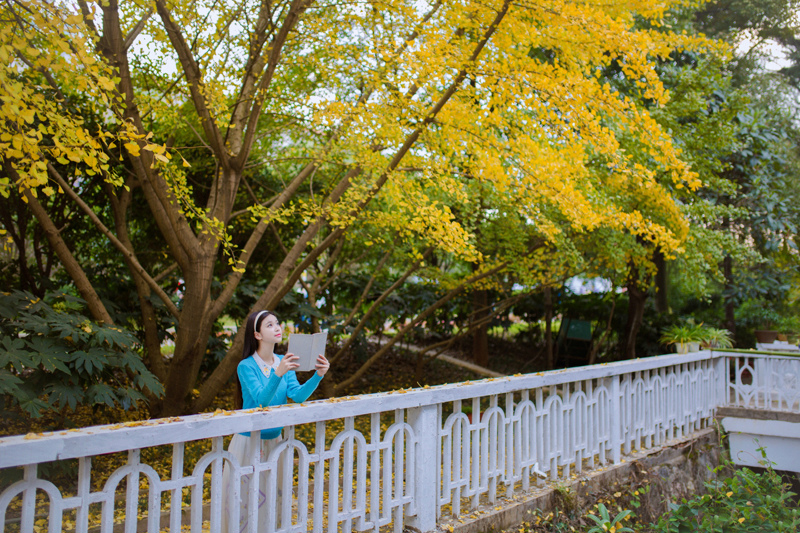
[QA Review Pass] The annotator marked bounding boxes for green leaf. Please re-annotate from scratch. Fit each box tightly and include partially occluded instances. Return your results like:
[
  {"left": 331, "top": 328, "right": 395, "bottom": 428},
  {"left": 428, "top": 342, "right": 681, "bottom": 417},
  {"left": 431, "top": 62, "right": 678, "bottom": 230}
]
[
  {"left": 0, "top": 290, "right": 163, "bottom": 418},
  {"left": 87, "top": 383, "right": 117, "bottom": 407},
  {"left": 93, "top": 326, "right": 137, "bottom": 350},
  {"left": 71, "top": 349, "right": 105, "bottom": 374},
  {"left": 46, "top": 382, "right": 84, "bottom": 411},
  {"left": 17, "top": 396, "right": 50, "bottom": 418},
  {"left": 25, "top": 336, "right": 71, "bottom": 373},
  {"left": 1, "top": 336, "right": 35, "bottom": 371},
  {"left": 0, "top": 369, "right": 23, "bottom": 395}
]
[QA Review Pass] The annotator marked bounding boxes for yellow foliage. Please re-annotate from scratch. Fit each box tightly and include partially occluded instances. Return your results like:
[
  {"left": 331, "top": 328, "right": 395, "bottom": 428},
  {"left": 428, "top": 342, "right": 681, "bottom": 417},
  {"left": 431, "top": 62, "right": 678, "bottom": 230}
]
[
  {"left": 1, "top": 0, "right": 721, "bottom": 323},
  {"left": 0, "top": 1, "right": 166, "bottom": 197}
]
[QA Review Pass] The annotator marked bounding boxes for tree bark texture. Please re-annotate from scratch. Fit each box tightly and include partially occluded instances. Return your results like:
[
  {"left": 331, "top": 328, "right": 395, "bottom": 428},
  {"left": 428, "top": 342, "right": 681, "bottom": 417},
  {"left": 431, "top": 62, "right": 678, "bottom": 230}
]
[
  {"left": 471, "top": 288, "right": 490, "bottom": 368},
  {"left": 723, "top": 254, "right": 736, "bottom": 336},
  {"left": 544, "top": 286, "right": 554, "bottom": 370},
  {"left": 12, "top": 172, "right": 114, "bottom": 325},
  {"left": 654, "top": 248, "right": 668, "bottom": 314},
  {"left": 622, "top": 280, "right": 648, "bottom": 360}
]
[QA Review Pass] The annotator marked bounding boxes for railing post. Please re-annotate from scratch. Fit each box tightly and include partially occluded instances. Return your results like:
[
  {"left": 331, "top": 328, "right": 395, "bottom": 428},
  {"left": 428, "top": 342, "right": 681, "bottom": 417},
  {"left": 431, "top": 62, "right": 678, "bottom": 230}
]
[
  {"left": 610, "top": 375, "right": 622, "bottom": 464},
  {"left": 755, "top": 357, "right": 768, "bottom": 409},
  {"left": 406, "top": 404, "right": 438, "bottom": 532},
  {"left": 713, "top": 354, "right": 728, "bottom": 410}
]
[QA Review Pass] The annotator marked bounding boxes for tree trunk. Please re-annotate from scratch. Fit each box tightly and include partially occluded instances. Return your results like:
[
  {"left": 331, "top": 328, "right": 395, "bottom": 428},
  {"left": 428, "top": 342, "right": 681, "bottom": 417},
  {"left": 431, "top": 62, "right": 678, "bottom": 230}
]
[
  {"left": 544, "top": 286, "right": 554, "bottom": 369},
  {"left": 157, "top": 256, "right": 217, "bottom": 416},
  {"left": 723, "top": 254, "right": 736, "bottom": 336},
  {"left": 16, "top": 178, "right": 114, "bottom": 324},
  {"left": 105, "top": 183, "right": 168, "bottom": 382},
  {"left": 471, "top": 288, "right": 489, "bottom": 368},
  {"left": 309, "top": 292, "right": 320, "bottom": 333},
  {"left": 654, "top": 248, "right": 668, "bottom": 314},
  {"left": 622, "top": 280, "right": 647, "bottom": 360},
  {"left": 319, "top": 370, "right": 335, "bottom": 399},
  {"left": 588, "top": 296, "right": 616, "bottom": 365},
  {"left": 30, "top": 0, "right": 515, "bottom": 417}
]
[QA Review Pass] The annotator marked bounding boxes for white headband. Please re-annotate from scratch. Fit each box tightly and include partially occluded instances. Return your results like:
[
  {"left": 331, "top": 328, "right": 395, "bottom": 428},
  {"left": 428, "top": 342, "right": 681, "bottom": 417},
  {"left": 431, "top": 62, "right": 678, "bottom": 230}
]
[{"left": 254, "top": 310, "right": 270, "bottom": 327}]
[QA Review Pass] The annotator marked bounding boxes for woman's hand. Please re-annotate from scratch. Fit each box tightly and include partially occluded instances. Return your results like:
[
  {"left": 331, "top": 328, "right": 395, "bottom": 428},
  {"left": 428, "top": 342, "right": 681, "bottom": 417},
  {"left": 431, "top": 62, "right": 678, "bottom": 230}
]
[
  {"left": 276, "top": 354, "right": 299, "bottom": 377},
  {"left": 315, "top": 354, "right": 330, "bottom": 377}
]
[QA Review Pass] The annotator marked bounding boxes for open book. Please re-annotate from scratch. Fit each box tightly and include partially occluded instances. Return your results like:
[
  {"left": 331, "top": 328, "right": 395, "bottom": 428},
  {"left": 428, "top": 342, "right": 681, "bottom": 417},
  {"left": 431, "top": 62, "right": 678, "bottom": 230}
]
[{"left": 286, "top": 331, "right": 328, "bottom": 372}]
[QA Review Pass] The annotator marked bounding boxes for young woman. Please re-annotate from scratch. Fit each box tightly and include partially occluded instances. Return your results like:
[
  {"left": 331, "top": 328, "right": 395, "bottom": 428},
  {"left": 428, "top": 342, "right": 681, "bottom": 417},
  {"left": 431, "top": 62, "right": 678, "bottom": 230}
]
[{"left": 222, "top": 310, "right": 329, "bottom": 533}]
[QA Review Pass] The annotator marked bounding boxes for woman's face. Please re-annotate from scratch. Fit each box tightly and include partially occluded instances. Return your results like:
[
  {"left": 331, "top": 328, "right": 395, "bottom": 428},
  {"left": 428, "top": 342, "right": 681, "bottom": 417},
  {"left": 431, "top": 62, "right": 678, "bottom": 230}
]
[{"left": 255, "top": 314, "right": 282, "bottom": 344}]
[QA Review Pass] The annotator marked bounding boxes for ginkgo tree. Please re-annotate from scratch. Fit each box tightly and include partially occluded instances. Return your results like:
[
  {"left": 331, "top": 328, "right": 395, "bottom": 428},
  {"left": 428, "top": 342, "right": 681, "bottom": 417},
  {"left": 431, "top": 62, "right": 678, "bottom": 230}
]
[
  {"left": 578, "top": 45, "right": 745, "bottom": 359},
  {"left": 1, "top": 0, "right": 712, "bottom": 415}
]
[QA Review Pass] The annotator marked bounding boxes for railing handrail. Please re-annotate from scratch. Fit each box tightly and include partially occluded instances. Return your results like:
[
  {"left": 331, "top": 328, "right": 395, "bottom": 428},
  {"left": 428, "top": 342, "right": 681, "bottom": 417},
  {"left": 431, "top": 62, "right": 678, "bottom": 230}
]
[
  {"left": 0, "top": 350, "right": 723, "bottom": 469},
  {"left": 714, "top": 348, "right": 800, "bottom": 358}
]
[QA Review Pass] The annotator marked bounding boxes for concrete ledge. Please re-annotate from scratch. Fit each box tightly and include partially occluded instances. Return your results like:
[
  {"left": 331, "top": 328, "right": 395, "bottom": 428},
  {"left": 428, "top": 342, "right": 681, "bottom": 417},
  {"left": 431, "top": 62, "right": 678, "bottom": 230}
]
[
  {"left": 440, "top": 428, "right": 719, "bottom": 533},
  {"left": 720, "top": 416, "right": 800, "bottom": 473},
  {"left": 716, "top": 407, "right": 800, "bottom": 424}
]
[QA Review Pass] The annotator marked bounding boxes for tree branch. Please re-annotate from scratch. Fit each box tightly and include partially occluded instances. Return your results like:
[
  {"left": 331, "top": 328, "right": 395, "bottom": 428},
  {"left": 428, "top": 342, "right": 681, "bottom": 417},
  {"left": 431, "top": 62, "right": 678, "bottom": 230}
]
[
  {"left": 333, "top": 261, "right": 509, "bottom": 394},
  {"left": 235, "top": 0, "right": 444, "bottom": 170},
  {"left": 308, "top": 233, "right": 344, "bottom": 296},
  {"left": 226, "top": 0, "right": 277, "bottom": 148},
  {"left": 234, "top": 0, "right": 313, "bottom": 169},
  {"left": 96, "top": 2, "right": 197, "bottom": 269},
  {"left": 191, "top": 0, "right": 511, "bottom": 410},
  {"left": 103, "top": 181, "right": 169, "bottom": 381},
  {"left": 333, "top": 247, "right": 392, "bottom": 324},
  {"left": 208, "top": 161, "right": 318, "bottom": 318},
  {"left": 329, "top": 247, "right": 429, "bottom": 365},
  {"left": 318, "top": 243, "right": 371, "bottom": 294},
  {"left": 47, "top": 164, "right": 181, "bottom": 318},
  {"left": 8, "top": 165, "right": 113, "bottom": 324},
  {"left": 154, "top": 262, "right": 179, "bottom": 284},
  {"left": 76, "top": 0, "right": 100, "bottom": 39},
  {"left": 123, "top": 8, "right": 153, "bottom": 51},
  {"left": 417, "top": 294, "right": 523, "bottom": 362},
  {"left": 154, "top": 0, "right": 226, "bottom": 160}
]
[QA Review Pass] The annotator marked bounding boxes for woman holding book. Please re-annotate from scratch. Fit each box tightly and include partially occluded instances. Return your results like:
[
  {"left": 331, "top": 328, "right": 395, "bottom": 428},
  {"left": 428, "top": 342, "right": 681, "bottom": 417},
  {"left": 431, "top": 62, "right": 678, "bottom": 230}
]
[{"left": 222, "top": 310, "right": 329, "bottom": 533}]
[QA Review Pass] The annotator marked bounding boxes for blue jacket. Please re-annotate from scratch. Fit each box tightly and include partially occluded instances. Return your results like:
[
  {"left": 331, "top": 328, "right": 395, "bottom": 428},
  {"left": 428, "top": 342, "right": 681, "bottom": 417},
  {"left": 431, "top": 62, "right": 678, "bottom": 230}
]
[{"left": 238, "top": 354, "right": 323, "bottom": 439}]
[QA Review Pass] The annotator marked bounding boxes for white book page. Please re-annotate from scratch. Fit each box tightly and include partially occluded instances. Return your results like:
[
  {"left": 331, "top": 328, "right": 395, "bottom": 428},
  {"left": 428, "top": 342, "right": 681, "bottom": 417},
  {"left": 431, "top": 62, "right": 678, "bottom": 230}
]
[
  {"left": 312, "top": 331, "right": 328, "bottom": 367},
  {"left": 287, "top": 331, "right": 327, "bottom": 372}
]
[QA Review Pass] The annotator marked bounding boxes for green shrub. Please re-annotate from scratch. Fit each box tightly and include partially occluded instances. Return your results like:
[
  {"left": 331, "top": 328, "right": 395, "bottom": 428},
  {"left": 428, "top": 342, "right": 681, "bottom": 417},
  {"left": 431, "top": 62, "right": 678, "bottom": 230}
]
[
  {"left": 654, "top": 449, "right": 800, "bottom": 532},
  {"left": 0, "top": 290, "right": 163, "bottom": 419}
]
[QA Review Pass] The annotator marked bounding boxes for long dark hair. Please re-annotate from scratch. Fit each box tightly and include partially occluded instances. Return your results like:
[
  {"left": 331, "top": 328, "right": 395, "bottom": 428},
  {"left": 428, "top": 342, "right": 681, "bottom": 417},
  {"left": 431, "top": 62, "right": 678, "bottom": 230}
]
[{"left": 234, "top": 310, "right": 277, "bottom": 409}]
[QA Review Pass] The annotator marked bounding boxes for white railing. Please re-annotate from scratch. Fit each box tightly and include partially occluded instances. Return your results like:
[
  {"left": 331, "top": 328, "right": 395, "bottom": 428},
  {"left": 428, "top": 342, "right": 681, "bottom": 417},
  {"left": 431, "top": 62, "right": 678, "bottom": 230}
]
[
  {"left": 724, "top": 351, "right": 800, "bottom": 412},
  {"left": 1, "top": 350, "right": 795, "bottom": 533}
]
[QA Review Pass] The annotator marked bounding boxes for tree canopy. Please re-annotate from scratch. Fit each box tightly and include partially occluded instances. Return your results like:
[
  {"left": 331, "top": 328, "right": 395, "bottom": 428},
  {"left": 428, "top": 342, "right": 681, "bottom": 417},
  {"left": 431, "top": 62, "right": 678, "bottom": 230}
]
[{"left": 2, "top": 0, "right": 793, "bottom": 417}]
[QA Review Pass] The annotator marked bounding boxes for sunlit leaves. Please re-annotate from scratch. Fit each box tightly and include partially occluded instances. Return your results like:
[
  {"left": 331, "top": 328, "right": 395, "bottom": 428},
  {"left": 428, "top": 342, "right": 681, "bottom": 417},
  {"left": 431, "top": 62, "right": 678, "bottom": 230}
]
[
  {"left": 0, "top": 0, "right": 740, "bottom": 413},
  {"left": 0, "top": 0, "right": 713, "bottom": 262},
  {"left": 0, "top": 1, "right": 165, "bottom": 198}
]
